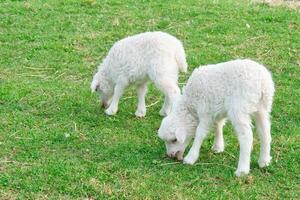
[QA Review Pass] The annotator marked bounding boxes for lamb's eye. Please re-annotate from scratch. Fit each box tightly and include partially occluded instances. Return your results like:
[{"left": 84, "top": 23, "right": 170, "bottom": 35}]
[{"left": 171, "top": 138, "right": 177, "bottom": 143}]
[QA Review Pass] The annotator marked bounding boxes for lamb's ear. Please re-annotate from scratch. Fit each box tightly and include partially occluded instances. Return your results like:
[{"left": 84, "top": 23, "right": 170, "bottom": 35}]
[
  {"left": 91, "top": 79, "right": 100, "bottom": 92},
  {"left": 175, "top": 127, "right": 186, "bottom": 144}
]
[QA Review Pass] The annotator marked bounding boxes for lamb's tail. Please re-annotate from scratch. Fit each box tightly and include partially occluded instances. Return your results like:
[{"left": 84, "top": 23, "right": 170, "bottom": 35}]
[
  {"left": 261, "top": 68, "right": 275, "bottom": 113},
  {"left": 175, "top": 44, "right": 188, "bottom": 73}
]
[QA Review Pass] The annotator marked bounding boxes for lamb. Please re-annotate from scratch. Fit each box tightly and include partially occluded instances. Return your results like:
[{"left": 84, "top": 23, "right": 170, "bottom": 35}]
[
  {"left": 91, "top": 31, "right": 187, "bottom": 117},
  {"left": 158, "top": 59, "right": 275, "bottom": 176}
]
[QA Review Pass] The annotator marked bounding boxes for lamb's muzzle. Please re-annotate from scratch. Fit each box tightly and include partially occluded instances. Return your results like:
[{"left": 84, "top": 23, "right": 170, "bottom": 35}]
[{"left": 167, "top": 151, "right": 184, "bottom": 160}]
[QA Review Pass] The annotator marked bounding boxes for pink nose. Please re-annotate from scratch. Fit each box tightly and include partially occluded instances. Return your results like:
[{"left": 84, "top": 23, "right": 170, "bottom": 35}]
[
  {"left": 168, "top": 152, "right": 177, "bottom": 158},
  {"left": 167, "top": 151, "right": 183, "bottom": 160}
]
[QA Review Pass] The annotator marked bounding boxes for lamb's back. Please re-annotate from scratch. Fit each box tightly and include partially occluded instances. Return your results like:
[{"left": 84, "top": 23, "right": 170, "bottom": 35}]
[
  {"left": 103, "top": 32, "right": 181, "bottom": 81},
  {"left": 184, "top": 59, "right": 271, "bottom": 114}
]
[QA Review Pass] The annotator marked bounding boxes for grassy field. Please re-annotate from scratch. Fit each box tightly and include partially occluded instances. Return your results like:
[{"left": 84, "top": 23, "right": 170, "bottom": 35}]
[{"left": 0, "top": 0, "right": 299, "bottom": 199}]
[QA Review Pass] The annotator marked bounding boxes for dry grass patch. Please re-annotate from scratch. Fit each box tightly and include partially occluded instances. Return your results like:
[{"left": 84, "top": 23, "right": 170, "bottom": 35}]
[{"left": 252, "top": 0, "right": 300, "bottom": 9}]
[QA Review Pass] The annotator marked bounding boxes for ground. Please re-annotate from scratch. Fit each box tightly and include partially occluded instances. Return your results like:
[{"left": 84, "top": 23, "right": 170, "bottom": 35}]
[{"left": 0, "top": 0, "right": 299, "bottom": 199}]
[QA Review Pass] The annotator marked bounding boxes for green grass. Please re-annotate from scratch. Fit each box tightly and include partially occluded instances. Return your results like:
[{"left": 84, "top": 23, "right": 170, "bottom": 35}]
[{"left": 0, "top": 0, "right": 299, "bottom": 199}]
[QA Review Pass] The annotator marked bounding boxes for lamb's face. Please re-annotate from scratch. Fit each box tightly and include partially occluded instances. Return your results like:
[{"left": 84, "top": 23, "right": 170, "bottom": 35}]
[
  {"left": 97, "top": 85, "right": 113, "bottom": 108},
  {"left": 158, "top": 115, "right": 190, "bottom": 160},
  {"left": 91, "top": 71, "right": 113, "bottom": 108}
]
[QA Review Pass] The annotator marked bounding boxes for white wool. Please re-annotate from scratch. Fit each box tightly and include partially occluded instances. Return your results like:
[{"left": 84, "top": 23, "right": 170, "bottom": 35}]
[
  {"left": 158, "top": 59, "right": 275, "bottom": 176},
  {"left": 91, "top": 31, "right": 187, "bottom": 117}
]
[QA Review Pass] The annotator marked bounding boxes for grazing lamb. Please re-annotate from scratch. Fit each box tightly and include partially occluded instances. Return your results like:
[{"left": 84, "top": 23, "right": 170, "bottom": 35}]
[
  {"left": 158, "top": 59, "right": 275, "bottom": 176},
  {"left": 91, "top": 31, "right": 187, "bottom": 117}
]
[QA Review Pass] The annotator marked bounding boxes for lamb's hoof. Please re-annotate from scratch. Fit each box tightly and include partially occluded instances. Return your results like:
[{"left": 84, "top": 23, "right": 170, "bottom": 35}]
[
  {"left": 235, "top": 169, "right": 249, "bottom": 177},
  {"left": 212, "top": 145, "right": 224, "bottom": 153},
  {"left": 105, "top": 108, "right": 117, "bottom": 116},
  {"left": 258, "top": 157, "right": 272, "bottom": 168},
  {"left": 183, "top": 154, "right": 198, "bottom": 165},
  {"left": 135, "top": 109, "right": 146, "bottom": 118}
]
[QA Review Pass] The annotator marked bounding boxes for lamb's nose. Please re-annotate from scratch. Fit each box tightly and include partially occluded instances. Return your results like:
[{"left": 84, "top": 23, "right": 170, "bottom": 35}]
[
  {"left": 101, "top": 102, "right": 108, "bottom": 108},
  {"left": 167, "top": 152, "right": 176, "bottom": 158}
]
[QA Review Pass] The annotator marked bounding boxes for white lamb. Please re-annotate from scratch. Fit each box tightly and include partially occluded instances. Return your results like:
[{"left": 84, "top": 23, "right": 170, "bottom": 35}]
[
  {"left": 91, "top": 31, "right": 187, "bottom": 117},
  {"left": 158, "top": 59, "right": 275, "bottom": 176}
]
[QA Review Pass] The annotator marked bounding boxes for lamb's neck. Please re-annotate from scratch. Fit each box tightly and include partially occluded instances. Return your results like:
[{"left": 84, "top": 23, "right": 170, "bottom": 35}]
[
  {"left": 174, "top": 97, "right": 198, "bottom": 130},
  {"left": 99, "top": 65, "right": 113, "bottom": 85}
]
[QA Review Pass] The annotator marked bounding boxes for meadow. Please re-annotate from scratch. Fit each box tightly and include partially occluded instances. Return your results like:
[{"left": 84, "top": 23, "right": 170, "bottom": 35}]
[{"left": 0, "top": 0, "right": 299, "bottom": 199}]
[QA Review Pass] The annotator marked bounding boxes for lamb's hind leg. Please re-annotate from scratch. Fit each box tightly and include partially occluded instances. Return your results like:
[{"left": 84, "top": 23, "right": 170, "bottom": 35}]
[
  {"left": 254, "top": 109, "right": 272, "bottom": 168},
  {"left": 229, "top": 112, "right": 253, "bottom": 177},
  {"left": 212, "top": 118, "right": 226, "bottom": 153},
  {"left": 154, "top": 79, "right": 180, "bottom": 116},
  {"left": 135, "top": 82, "right": 148, "bottom": 117}
]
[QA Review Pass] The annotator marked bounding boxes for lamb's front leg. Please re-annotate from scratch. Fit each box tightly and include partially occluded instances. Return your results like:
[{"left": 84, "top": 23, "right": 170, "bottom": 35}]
[
  {"left": 135, "top": 82, "right": 148, "bottom": 117},
  {"left": 183, "top": 119, "right": 211, "bottom": 165},
  {"left": 105, "top": 84, "right": 126, "bottom": 115},
  {"left": 212, "top": 118, "right": 226, "bottom": 153}
]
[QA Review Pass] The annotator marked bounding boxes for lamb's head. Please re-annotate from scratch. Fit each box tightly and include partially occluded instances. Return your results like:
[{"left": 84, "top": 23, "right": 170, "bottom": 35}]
[
  {"left": 158, "top": 114, "right": 191, "bottom": 160},
  {"left": 91, "top": 71, "right": 113, "bottom": 108}
]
